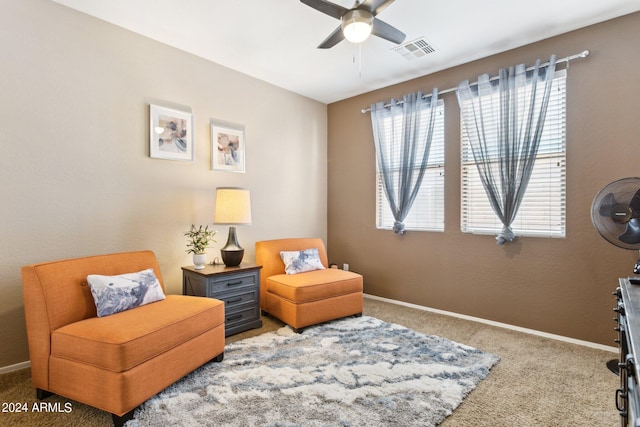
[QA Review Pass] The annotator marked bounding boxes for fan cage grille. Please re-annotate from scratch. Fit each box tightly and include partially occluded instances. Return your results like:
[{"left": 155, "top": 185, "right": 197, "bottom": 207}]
[{"left": 591, "top": 177, "right": 640, "bottom": 250}]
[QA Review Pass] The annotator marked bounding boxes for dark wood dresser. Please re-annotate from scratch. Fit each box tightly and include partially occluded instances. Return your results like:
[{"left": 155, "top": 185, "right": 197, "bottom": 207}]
[{"left": 614, "top": 277, "right": 640, "bottom": 426}]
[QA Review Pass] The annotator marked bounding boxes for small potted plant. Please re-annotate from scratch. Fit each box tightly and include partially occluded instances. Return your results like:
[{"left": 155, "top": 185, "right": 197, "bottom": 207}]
[{"left": 184, "top": 224, "right": 217, "bottom": 269}]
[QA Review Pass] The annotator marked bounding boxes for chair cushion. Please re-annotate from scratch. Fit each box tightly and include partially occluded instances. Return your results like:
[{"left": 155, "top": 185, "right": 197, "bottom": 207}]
[
  {"left": 267, "top": 269, "right": 362, "bottom": 304},
  {"left": 51, "top": 295, "right": 224, "bottom": 373}
]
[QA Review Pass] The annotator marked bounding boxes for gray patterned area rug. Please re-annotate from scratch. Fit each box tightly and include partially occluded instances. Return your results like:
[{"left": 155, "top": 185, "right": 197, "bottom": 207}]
[{"left": 126, "top": 316, "right": 500, "bottom": 426}]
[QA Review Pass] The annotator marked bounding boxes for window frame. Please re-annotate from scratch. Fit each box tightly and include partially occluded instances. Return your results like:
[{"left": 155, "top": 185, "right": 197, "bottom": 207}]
[
  {"left": 459, "top": 69, "right": 567, "bottom": 239},
  {"left": 375, "top": 99, "right": 445, "bottom": 232}
]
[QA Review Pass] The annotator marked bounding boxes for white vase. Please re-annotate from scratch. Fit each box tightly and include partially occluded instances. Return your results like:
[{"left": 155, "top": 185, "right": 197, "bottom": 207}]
[{"left": 193, "top": 253, "right": 207, "bottom": 270}]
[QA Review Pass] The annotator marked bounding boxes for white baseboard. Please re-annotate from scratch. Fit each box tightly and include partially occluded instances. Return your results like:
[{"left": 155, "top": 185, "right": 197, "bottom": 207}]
[
  {"left": 364, "top": 294, "right": 617, "bottom": 353},
  {"left": 0, "top": 296, "right": 615, "bottom": 373},
  {"left": 0, "top": 360, "right": 30, "bottom": 375}
]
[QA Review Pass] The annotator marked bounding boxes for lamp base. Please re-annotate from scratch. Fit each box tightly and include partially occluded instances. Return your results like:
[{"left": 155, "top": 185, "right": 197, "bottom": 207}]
[
  {"left": 221, "top": 226, "right": 244, "bottom": 267},
  {"left": 221, "top": 249, "right": 244, "bottom": 267}
]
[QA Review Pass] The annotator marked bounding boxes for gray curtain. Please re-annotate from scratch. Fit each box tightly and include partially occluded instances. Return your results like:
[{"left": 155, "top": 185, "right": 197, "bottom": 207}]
[
  {"left": 456, "top": 56, "right": 557, "bottom": 245},
  {"left": 370, "top": 89, "right": 439, "bottom": 234}
]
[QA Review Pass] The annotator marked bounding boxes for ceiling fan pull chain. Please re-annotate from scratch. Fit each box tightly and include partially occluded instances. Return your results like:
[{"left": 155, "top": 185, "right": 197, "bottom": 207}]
[
  {"left": 359, "top": 44, "right": 363, "bottom": 79},
  {"left": 351, "top": 44, "right": 363, "bottom": 79}
]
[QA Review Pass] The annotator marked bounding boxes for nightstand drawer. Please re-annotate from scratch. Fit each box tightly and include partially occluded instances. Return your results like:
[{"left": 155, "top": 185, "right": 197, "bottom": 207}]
[
  {"left": 210, "top": 272, "right": 257, "bottom": 293},
  {"left": 218, "top": 289, "right": 257, "bottom": 310},
  {"left": 225, "top": 306, "right": 259, "bottom": 329}
]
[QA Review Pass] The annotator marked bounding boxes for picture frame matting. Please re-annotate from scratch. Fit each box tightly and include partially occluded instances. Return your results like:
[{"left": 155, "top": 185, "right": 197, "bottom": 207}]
[
  {"left": 149, "top": 104, "right": 194, "bottom": 161},
  {"left": 211, "top": 119, "right": 245, "bottom": 173}
]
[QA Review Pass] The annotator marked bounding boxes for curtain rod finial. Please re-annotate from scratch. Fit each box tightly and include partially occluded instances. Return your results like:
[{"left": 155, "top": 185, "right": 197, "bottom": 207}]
[{"left": 580, "top": 50, "right": 590, "bottom": 58}]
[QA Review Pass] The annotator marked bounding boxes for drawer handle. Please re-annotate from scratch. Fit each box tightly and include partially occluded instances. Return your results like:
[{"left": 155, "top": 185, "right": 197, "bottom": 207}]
[
  {"left": 227, "top": 314, "right": 243, "bottom": 321},
  {"left": 227, "top": 280, "right": 243, "bottom": 286},
  {"left": 616, "top": 388, "right": 627, "bottom": 412},
  {"left": 226, "top": 297, "right": 242, "bottom": 304}
]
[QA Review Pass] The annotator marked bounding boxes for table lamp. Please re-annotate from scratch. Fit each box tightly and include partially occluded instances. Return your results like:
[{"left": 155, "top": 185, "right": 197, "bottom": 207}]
[{"left": 214, "top": 187, "right": 252, "bottom": 266}]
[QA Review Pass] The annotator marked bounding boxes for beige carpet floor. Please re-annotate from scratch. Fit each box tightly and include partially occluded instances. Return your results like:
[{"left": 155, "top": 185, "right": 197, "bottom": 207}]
[{"left": 0, "top": 297, "right": 619, "bottom": 426}]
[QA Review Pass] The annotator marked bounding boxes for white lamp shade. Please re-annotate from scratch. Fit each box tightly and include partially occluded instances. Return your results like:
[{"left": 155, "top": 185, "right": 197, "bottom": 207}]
[
  {"left": 341, "top": 10, "right": 373, "bottom": 44},
  {"left": 214, "top": 188, "right": 252, "bottom": 225}
]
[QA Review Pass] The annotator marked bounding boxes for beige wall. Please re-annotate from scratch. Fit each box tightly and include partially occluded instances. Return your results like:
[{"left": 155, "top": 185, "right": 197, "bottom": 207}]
[
  {"left": 0, "top": 0, "right": 327, "bottom": 368},
  {"left": 328, "top": 12, "right": 640, "bottom": 346},
  {"left": 3, "top": 1, "right": 636, "bottom": 370}
]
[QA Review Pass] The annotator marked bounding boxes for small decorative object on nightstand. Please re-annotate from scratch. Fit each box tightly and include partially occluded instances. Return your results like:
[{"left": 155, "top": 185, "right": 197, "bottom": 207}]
[
  {"left": 183, "top": 224, "right": 217, "bottom": 270},
  {"left": 182, "top": 263, "right": 262, "bottom": 336}
]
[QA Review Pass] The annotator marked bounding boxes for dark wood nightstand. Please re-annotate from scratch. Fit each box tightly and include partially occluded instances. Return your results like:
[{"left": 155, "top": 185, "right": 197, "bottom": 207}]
[{"left": 182, "top": 263, "right": 262, "bottom": 337}]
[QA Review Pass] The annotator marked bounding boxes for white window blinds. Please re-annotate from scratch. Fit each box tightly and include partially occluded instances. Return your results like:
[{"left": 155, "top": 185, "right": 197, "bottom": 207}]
[
  {"left": 376, "top": 99, "right": 445, "bottom": 231},
  {"left": 460, "top": 69, "right": 566, "bottom": 238}
]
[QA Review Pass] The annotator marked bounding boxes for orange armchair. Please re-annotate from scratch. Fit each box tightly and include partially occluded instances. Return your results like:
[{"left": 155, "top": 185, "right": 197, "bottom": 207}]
[{"left": 256, "top": 238, "right": 363, "bottom": 332}]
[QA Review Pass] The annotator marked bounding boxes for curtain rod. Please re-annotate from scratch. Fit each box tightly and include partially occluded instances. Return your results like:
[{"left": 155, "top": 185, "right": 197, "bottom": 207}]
[{"left": 360, "top": 49, "right": 590, "bottom": 114}]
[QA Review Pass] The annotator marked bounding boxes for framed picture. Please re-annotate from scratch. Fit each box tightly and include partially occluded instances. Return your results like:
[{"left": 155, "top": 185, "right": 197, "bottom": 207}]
[
  {"left": 149, "top": 104, "right": 194, "bottom": 161},
  {"left": 211, "top": 119, "right": 245, "bottom": 173}
]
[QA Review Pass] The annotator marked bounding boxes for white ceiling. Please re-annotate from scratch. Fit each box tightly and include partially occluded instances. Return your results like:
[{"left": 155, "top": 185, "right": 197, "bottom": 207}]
[{"left": 52, "top": 0, "right": 640, "bottom": 104}]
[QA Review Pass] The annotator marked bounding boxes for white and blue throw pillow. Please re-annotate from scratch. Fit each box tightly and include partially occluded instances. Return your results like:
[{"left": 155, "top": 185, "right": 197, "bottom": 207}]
[
  {"left": 280, "top": 248, "right": 326, "bottom": 275},
  {"left": 87, "top": 268, "right": 166, "bottom": 317}
]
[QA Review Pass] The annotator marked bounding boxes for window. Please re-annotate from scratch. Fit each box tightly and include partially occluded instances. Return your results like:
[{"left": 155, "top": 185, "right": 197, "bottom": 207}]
[
  {"left": 460, "top": 69, "right": 566, "bottom": 238},
  {"left": 376, "top": 99, "right": 445, "bottom": 231}
]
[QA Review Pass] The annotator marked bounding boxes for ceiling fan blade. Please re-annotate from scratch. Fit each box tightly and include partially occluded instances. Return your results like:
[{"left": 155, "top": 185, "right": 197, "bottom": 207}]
[
  {"left": 619, "top": 218, "right": 640, "bottom": 244},
  {"left": 318, "top": 25, "right": 345, "bottom": 49},
  {"left": 359, "top": 0, "right": 396, "bottom": 16},
  {"left": 300, "top": 0, "right": 348, "bottom": 20},
  {"left": 371, "top": 18, "right": 406, "bottom": 44}
]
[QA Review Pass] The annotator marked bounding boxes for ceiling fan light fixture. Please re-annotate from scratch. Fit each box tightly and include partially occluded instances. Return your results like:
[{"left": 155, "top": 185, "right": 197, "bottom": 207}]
[{"left": 341, "top": 10, "right": 373, "bottom": 44}]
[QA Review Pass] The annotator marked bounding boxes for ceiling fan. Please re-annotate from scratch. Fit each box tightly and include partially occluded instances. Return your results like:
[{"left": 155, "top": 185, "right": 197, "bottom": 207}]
[{"left": 300, "top": 0, "right": 406, "bottom": 49}]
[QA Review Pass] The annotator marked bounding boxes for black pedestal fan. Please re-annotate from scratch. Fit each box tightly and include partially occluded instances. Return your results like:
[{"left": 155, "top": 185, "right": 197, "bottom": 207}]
[
  {"left": 591, "top": 177, "right": 640, "bottom": 375},
  {"left": 592, "top": 177, "right": 640, "bottom": 271}
]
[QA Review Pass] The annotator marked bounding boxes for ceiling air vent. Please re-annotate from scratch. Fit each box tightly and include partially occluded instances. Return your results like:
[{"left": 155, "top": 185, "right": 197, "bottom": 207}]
[{"left": 392, "top": 37, "right": 436, "bottom": 60}]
